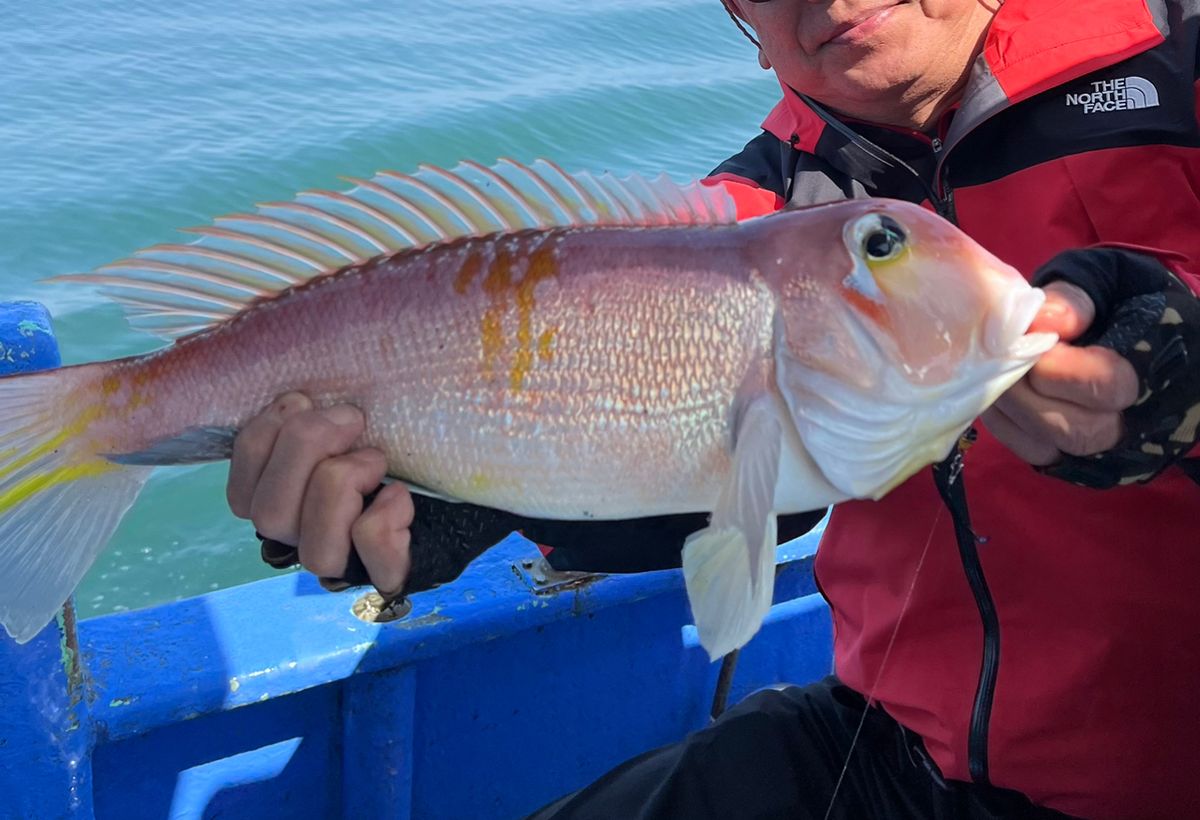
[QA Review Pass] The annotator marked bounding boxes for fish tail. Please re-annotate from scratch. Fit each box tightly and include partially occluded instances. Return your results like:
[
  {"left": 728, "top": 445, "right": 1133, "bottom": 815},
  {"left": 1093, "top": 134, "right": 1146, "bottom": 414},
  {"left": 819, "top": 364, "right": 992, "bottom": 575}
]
[{"left": 0, "top": 363, "right": 150, "bottom": 643}]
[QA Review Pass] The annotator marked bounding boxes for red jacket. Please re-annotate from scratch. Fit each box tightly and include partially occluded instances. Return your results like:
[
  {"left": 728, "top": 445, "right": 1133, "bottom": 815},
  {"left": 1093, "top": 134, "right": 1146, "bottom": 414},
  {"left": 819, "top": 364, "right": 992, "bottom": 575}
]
[{"left": 708, "top": 1, "right": 1200, "bottom": 816}]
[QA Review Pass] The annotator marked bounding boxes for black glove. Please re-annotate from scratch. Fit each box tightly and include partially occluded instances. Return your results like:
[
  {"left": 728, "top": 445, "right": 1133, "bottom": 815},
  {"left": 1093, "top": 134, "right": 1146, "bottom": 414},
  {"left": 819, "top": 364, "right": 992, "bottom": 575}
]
[
  {"left": 1031, "top": 247, "right": 1200, "bottom": 488},
  {"left": 259, "top": 491, "right": 826, "bottom": 599}
]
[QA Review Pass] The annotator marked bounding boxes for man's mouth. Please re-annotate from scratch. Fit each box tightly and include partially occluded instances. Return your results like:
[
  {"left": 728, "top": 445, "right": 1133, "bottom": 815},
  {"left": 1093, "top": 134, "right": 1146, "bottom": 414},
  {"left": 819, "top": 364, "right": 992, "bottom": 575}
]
[{"left": 819, "top": 2, "right": 905, "bottom": 47}]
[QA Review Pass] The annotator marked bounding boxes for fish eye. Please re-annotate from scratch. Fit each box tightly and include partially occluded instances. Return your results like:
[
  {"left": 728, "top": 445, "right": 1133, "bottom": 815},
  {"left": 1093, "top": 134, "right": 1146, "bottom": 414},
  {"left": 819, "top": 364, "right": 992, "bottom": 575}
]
[{"left": 863, "top": 215, "right": 907, "bottom": 262}]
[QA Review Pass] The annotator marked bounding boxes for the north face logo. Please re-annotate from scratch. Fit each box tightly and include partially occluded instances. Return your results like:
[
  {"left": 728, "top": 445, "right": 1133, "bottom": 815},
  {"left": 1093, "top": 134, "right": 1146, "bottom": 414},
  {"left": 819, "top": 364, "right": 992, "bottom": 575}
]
[{"left": 1066, "top": 77, "right": 1160, "bottom": 113}]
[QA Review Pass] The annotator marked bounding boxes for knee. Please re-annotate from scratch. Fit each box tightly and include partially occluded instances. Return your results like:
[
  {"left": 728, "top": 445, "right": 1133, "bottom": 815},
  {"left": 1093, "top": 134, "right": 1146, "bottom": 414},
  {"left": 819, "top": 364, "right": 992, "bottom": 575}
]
[{"left": 725, "top": 685, "right": 806, "bottom": 720}]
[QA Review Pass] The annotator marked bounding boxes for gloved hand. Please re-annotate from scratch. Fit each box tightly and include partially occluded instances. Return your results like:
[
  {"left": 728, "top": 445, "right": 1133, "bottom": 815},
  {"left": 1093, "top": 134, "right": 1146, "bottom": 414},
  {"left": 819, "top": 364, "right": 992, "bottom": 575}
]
[{"left": 1030, "top": 247, "right": 1200, "bottom": 488}]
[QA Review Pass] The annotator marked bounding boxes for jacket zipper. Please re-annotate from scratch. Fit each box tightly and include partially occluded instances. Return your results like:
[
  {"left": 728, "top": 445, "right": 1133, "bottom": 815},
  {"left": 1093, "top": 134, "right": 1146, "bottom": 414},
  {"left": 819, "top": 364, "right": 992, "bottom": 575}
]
[
  {"left": 932, "top": 435, "right": 1000, "bottom": 784},
  {"left": 929, "top": 138, "right": 995, "bottom": 783},
  {"left": 930, "top": 137, "right": 957, "bottom": 222},
  {"left": 952, "top": 505, "right": 1000, "bottom": 784}
]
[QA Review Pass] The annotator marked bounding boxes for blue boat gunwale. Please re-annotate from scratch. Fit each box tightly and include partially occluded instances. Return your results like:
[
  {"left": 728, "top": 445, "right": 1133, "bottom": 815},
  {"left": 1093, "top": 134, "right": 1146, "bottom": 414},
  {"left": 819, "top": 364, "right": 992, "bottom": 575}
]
[{"left": 80, "top": 527, "right": 825, "bottom": 745}]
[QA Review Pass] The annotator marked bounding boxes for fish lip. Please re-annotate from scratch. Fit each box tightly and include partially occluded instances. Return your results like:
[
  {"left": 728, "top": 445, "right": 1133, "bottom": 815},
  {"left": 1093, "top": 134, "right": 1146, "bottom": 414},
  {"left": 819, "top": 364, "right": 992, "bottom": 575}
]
[
  {"left": 982, "top": 280, "right": 1060, "bottom": 361},
  {"left": 817, "top": 1, "right": 905, "bottom": 47}
]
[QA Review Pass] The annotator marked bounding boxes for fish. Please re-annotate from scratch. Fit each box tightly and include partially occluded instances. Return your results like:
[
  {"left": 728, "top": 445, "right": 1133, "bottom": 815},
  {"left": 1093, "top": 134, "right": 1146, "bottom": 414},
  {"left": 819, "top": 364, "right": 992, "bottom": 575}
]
[{"left": 0, "top": 158, "right": 1057, "bottom": 657}]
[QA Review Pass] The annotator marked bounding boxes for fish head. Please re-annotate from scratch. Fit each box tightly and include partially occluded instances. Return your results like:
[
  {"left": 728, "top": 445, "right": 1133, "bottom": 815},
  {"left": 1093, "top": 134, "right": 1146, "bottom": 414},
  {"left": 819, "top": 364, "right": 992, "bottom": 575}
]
[{"left": 750, "top": 198, "right": 1058, "bottom": 499}]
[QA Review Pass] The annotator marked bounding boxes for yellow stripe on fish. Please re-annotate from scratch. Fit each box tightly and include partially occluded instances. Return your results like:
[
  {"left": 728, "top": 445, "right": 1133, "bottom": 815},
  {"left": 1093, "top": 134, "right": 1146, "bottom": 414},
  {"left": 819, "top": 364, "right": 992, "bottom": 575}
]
[
  {"left": 0, "top": 405, "right": 102, "bottom": 484},
  {"left": 0, "top": 460, "right": 118, "bottom": 518}
]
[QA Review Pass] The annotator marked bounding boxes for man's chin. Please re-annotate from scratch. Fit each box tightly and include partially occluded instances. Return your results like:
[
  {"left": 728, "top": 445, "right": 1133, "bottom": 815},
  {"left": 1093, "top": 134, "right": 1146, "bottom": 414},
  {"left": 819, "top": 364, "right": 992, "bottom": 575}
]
[{"left": 801, "top": 62, "right": 919, "bottom": 113}]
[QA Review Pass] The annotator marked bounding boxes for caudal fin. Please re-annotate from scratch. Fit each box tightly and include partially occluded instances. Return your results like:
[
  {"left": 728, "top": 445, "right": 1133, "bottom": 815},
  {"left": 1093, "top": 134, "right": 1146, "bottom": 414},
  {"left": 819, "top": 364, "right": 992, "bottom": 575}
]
[{"left": 0, "top": 365, "right": 150, "bottom": 643}]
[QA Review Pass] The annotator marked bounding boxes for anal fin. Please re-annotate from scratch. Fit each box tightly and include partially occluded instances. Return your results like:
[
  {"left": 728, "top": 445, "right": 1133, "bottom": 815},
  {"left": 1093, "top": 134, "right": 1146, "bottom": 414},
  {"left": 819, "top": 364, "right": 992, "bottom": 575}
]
[{"left": 106, "top": 425, "right": 237, "bottom": 465}]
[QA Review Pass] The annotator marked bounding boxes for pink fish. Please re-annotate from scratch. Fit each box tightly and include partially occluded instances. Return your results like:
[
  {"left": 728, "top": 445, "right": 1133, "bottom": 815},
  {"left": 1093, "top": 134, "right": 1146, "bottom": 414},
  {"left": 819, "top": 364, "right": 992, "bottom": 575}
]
[{"left": 0, "top": 159, "right": 1055, "bottom": 657}]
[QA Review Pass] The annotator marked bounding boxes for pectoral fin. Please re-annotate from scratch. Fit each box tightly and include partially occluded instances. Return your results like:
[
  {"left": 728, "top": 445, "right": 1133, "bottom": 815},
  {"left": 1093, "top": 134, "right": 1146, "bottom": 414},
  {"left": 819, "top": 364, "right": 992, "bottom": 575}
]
[{"left": 683, "top": 397, "right": 782, "bottom": 661}]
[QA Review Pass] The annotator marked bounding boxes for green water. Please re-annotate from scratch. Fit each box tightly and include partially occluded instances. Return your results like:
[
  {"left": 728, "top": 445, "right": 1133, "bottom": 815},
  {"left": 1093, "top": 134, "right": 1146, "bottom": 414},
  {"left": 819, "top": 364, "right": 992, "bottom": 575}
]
[{"left": 1, "top": 1, "right": 780, "bottom": 619}]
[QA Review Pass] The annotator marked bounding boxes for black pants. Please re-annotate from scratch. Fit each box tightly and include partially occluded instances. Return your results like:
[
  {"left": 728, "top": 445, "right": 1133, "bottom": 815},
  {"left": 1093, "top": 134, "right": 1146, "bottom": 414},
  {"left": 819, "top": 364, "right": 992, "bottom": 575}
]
[{"left": 526, "top": 678, "right": 1076, "bottom": 820}]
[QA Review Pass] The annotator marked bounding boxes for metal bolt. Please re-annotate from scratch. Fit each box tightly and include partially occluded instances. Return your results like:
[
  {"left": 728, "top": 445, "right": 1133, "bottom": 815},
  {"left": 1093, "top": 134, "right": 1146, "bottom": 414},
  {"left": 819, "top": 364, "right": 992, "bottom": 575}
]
[
  {"left": 521, "top": 559, "right": 534, "bottom": 569},
  {"left": 352, "top": 592, "right": 413, "bottom": 624},
  {"left": 534, "top": 574, "right": 547, "bottom": 585}
]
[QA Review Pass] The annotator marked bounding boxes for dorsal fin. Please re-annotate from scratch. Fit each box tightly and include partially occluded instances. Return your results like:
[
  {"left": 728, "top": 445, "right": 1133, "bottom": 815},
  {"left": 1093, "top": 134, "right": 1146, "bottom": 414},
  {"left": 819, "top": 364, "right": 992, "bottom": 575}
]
[{"left": 50, "top": 159, "right": 737, "bottom": 340}]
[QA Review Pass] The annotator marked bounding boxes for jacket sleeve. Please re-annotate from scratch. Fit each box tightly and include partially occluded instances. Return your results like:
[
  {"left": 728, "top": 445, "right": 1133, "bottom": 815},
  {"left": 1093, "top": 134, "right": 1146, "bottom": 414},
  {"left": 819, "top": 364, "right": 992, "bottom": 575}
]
[
  {"left": 260, "top": 493, "right": 829, "bottom": 594},
  {"left": 702, "top": 174, "right": 784, "bottom": 220},
  {"left": 703, "top": 130, "right": 792, "bottom": 219},
  {"left": 535, "top": 509, "right": 828, "bottom": 575}
]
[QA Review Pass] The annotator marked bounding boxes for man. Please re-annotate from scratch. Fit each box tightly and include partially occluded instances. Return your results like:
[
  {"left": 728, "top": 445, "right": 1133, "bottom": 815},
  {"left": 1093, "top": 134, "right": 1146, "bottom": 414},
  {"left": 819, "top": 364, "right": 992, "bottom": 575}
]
[{"left": 230, "top": 0, "right": 1200, "bottom": 816}]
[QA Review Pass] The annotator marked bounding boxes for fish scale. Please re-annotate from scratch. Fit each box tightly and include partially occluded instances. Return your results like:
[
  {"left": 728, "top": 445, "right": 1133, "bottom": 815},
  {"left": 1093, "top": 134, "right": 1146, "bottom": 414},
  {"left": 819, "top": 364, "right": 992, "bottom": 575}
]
[{"left": 354, "top": 226, "right": 773, "bottom": 516}]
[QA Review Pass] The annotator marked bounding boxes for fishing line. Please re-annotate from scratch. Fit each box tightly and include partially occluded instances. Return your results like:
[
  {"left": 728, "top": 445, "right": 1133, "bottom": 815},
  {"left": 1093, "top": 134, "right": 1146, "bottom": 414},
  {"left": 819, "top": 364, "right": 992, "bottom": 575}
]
[{"left": 821, "top": 505, "right": 942, "bottom": 820}]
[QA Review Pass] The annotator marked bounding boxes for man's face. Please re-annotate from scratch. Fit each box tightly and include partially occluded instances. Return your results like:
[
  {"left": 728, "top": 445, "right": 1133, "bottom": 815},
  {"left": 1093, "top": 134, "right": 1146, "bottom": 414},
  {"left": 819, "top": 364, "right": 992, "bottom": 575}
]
[{"left": 730, "top": 0, "right": 994, "bottom": 125}]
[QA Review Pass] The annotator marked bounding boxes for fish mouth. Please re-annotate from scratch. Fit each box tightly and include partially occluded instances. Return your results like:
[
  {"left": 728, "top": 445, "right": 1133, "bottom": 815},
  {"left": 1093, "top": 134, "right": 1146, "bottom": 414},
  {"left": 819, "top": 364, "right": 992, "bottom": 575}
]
[
  {"left": 984, "top": 284, "right": 1059, "bottom": 362},
  {"left": 835, "top": 275, "right": 1057, "bottom": 391}
]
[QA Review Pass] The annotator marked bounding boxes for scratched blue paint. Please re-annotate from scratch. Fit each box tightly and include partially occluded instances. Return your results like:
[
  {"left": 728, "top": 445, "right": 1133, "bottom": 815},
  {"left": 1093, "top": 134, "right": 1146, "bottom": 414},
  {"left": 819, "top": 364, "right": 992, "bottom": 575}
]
[
  {"left": 0, "top": 608, "right": 94, "bottom": 819},
  {"left": 0, "top": 301, "right": 60, "bottom": 372},
  {"left": 0, "top": 300, "right": 836, "bottom": 819}
]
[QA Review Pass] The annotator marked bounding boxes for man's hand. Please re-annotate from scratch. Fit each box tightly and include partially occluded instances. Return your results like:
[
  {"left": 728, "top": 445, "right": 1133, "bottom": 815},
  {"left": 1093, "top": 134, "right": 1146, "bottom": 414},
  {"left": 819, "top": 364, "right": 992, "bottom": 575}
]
[
  {"left": 226, "top": 392, "right": 413, "bottom": 597},
  {"left": 984, "top": 246, "right": 1200, "bottom": 487},
  {"left": 982, "top": 281, "right": 1139, "bottom": 467}
]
